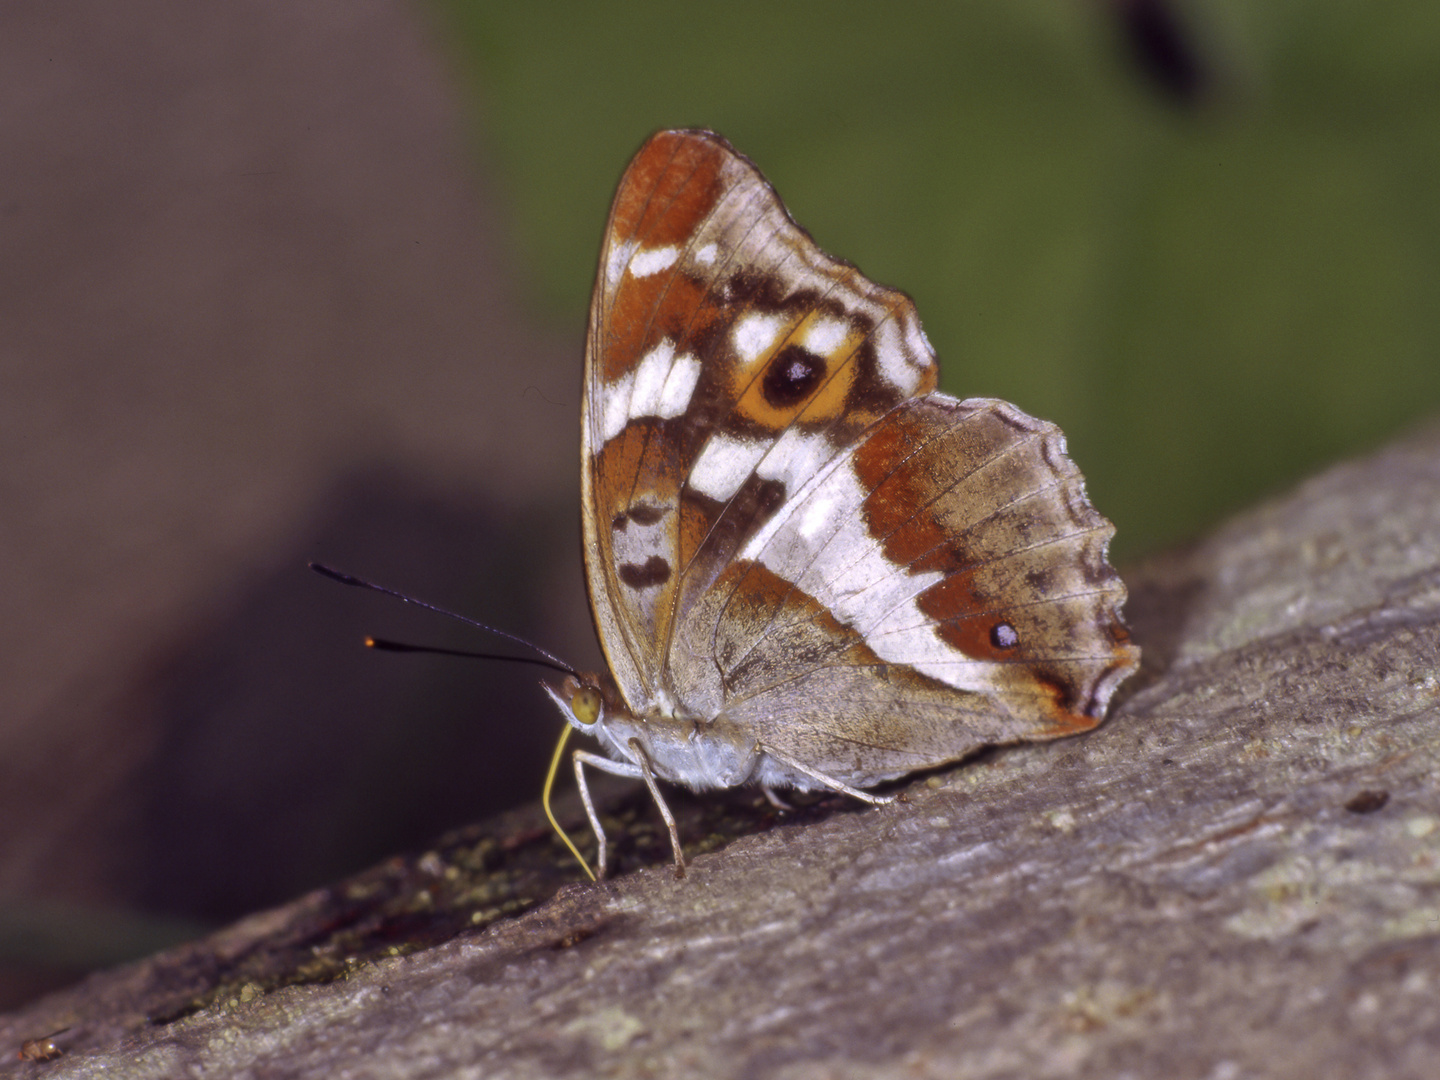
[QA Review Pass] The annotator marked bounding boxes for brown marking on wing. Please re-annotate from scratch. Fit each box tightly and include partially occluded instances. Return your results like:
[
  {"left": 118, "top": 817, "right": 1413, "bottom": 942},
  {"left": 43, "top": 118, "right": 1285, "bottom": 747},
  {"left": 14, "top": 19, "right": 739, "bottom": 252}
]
[
  {"left": 1026, "top": 669, "right": 1105, "bottom": 735},
  {"left": 592, "top": 420, "right": 669, "bottom": 512},
  {"left": 600, "top": 135, "right": 728, "bottom": 382},
  {"left": 590, "top": 421, "right": 682, "bottom": 643},
  {"left": 620, "top": 504, "right": 665, "bottom": 527},
  {"left": 612, "top": 130, "right": 728, "bottom": 249},
  {"left": 676, "top": 477, "right": 785, "bottom": 600},
  {"left": 618, "top": 556, "right": 672, "bottom": 589},
  {"left": 852, "top": 408, "right": 952, "bottom": 559},
  {"left": 910, "top": 572, "right": 1023, "bottom": 665},
  {"left": 711, "top": 559, "right": 881, "bottom": 682},
  {"left": 605, "top": 265, "right": 717, "bottom": 385}
]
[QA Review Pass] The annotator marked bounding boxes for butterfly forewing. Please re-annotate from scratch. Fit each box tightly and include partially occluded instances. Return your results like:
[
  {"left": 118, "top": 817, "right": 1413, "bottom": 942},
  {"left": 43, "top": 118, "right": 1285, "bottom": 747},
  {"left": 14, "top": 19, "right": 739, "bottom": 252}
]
[{"left": 585, "top": 130, "right": 943, "bottom": 712}]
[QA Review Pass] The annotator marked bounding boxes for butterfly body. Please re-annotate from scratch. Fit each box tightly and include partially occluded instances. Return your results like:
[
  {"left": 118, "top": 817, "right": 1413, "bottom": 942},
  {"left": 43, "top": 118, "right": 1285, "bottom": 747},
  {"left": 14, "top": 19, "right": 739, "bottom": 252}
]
[
  {"left": 545, "top": 674, "right": 762, "bottom": 788},
  {"left": 546, "top": 130, "right": 1138, "bottom": 877}
]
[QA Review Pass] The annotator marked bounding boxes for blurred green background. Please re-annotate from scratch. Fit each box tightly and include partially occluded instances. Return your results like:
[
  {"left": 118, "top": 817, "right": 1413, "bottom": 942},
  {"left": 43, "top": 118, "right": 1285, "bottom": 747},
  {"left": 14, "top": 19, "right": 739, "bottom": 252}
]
[{"left": 426, "top": 0, "right": 1440, "bottom": 561}]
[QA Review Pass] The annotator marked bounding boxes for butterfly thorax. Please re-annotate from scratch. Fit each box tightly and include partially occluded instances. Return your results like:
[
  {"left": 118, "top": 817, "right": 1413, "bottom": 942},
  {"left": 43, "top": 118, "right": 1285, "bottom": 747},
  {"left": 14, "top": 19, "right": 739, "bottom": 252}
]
[{"left": 543, "top": 672, "right": 763, "bottom": 792}]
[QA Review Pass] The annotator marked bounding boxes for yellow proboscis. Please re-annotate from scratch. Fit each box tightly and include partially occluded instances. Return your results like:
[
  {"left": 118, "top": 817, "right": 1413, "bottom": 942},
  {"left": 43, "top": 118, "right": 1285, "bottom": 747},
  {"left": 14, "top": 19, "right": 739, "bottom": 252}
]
[{"left": 542, "top": 724, "right": 596, "bottom": 881}]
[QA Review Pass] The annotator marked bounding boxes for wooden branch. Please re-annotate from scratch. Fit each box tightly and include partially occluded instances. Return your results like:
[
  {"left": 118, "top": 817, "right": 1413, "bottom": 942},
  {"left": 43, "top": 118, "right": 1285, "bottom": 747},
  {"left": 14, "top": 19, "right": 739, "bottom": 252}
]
[{"left": 4, "top": 423, "right": 1439, "bottom": 1078}]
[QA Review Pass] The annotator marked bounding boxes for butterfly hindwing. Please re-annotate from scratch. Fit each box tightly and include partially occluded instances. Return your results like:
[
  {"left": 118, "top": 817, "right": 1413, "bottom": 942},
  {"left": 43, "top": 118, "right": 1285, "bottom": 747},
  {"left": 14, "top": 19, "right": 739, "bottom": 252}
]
[{"left": 671, "top": 393, "right": 1134, "bottom": 781}]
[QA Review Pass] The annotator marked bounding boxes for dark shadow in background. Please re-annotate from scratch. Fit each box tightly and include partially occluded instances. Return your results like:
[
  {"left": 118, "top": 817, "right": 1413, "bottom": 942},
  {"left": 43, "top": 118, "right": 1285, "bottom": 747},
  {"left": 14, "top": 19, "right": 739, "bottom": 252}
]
[
  {"left": 127, "top": 470, "right": 585, "bottom": 925},
  {"left": 1112, "top": 0, "right": 1211, "bottom": 109}
]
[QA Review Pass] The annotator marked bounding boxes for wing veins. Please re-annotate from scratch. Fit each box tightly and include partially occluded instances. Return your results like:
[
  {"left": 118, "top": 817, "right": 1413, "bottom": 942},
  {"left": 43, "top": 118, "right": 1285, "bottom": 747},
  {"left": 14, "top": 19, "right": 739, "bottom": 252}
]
[{"left": 696, "top": 290, "right": 919, "bottom": 646}]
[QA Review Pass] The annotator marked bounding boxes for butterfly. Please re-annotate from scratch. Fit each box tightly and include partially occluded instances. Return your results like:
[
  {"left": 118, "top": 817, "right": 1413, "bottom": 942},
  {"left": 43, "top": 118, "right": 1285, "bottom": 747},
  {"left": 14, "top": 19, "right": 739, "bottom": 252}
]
[{"left": 542, "top": 130, "right": 1139, "bottom": 879}]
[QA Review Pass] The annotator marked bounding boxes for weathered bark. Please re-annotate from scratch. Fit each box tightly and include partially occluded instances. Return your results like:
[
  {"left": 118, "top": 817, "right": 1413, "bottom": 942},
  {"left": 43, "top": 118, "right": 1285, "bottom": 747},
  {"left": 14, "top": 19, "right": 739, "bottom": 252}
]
[{"left": 3, "top": 423, "right": 1438, "bottom": 1079}]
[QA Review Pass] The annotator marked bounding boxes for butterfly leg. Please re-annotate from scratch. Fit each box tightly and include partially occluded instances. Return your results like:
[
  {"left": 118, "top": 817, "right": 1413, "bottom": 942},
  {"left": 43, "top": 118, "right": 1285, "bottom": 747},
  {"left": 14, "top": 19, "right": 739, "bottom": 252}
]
[
  {"left": 761, "top": 785, "right": 794, "bottom": 811},
  {"left": 572, "top": 749, "right": 644, "bottom": 880},
  {"left": 756, "top": 744, "right": 897, "bottom": 806},
  {"left": 626, "top": 738, "right": 686, "bottom": 880}
]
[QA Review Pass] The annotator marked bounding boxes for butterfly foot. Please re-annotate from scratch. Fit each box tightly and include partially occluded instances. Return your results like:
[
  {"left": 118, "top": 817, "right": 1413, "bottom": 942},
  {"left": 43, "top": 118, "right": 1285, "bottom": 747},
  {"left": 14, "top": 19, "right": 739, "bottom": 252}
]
[{"left": 761, "top": 784, "right": 794, "bottom": 811}]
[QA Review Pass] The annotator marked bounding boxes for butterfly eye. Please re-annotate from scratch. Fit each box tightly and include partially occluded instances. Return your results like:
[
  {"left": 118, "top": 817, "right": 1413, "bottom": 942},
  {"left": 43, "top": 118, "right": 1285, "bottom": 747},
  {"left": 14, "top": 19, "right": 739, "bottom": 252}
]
[{"left": 571, "top": 687, "right": 603, "bottom": 726}]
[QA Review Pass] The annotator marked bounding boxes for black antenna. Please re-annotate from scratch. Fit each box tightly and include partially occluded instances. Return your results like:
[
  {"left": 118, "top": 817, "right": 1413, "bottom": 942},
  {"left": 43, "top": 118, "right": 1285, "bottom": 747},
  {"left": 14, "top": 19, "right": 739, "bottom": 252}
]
[
  {"left": 309, "top": 562, "right": 576, "bottom": 676},
  {"left": 364, "top": 636, "right": 573, "bottom": 676}
]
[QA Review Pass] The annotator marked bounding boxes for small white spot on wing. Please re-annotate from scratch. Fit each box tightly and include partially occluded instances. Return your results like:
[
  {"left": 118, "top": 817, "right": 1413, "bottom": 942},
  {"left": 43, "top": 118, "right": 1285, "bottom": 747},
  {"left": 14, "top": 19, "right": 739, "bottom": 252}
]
[
  {"left": 734, "top": 312, "right": 786, "bottom": 364},
  {"left": 689, "top": 432, "right": 769, "bottom": 501},
  {"left": 631, "top": 340, "right": 677, "bottom": 418},
  {"left": 796, "top": 485, "right": 840, "bottom": 543},
  {"left": 600, "top": 370, "right": 634, "bottom": 443},
  {"left": 873, "top": 319, "right": 925, "bottom": 395},
  {"left": 605, "top": 238, "right": 637, "bottom": 290},
  {"left": 693, "top": 242, "right": 719, "bottom": 266},
  {"left": 658, "top": 352, "right": 702, "bottom": 418},
  {"left": 803, "top": 315, "right": 850, "bottom": 357},
  {"left": 630, "top": 245, "right": 681, "bottom": 278}
]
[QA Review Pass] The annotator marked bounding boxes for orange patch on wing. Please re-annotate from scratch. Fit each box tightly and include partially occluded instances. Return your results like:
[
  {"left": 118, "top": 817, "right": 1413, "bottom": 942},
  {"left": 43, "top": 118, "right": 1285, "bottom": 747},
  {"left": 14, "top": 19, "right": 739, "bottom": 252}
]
[
  {"left": 722, "top": 559, "right": 794, "bottom": 615},
  {"left": 930, "top": 610, "right": 1013, "bottom": 664},
  {"left": 592, "top": 422, "right": 674, "bottom": 521},
  {"left": 721, "top": 559, "right": 875, "bottom": 658},
  {"left": 604, "top": 273, "right": 668, "bottom": 381},
  {"left": 854, "top": 411, "right": 950, "bottom": 556},
  {"left": 887, "top": 515, "right": 960, "bottom": 570},
  {"left": 654, "top": 274, "right": 722, "bottom": 354},
  {"left": 914, "top": 568, "right": 983, "bottom": 625},
  {"left": 786, "top": 327, "right": 860, "bottom": 423},
  {"left": 852, "top": 407, "right": 931, "bottom": 494},
  {"left": 675, "top": 494, "right": 717, "bottom": 574},
  {"left": 604, "top": 269, "right": 715, "bottom": 383},
  {"left": 1029, "top": 676, "right": 1103, "bottom": 736},
  {"left": 913, "top": 569, "right": 1071, "bottom": 668},
  {"left": 1037, "top": 710, "right": 1101, "bottom": 737},
  {"left": 610, "top": 132, "right": 727, "bottom": 252},
  {"left": 729, "top": 312, "right": 864, "bottom": 431}
]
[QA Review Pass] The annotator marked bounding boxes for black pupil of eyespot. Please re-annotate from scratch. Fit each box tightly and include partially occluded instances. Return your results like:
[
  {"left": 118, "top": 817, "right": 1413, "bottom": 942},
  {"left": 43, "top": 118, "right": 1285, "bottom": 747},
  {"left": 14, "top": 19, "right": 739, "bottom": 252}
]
[{"left": 762, "top": 345, "right": 824, "bottom": 407}]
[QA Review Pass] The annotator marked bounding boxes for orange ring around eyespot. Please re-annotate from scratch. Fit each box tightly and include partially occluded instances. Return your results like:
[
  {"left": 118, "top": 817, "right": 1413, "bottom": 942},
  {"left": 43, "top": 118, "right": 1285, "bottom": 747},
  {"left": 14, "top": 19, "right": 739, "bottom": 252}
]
[{"left": 731, "top": 311, "right": 862, "bottom": 430}]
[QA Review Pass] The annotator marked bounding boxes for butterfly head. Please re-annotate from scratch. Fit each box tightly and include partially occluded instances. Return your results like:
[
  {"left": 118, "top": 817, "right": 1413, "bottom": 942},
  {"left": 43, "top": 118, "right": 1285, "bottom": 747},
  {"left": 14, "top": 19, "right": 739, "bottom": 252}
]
[{"left": 541, "top": 672, "right": 634, "bottom": 739}]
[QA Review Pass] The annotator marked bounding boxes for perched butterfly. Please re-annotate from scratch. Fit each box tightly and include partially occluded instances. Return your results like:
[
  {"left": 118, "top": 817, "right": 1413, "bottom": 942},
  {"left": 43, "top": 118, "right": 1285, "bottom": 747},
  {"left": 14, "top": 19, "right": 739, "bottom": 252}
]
[{"left": 542, "top": 130, "right": 1138, "bottom": 879}]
